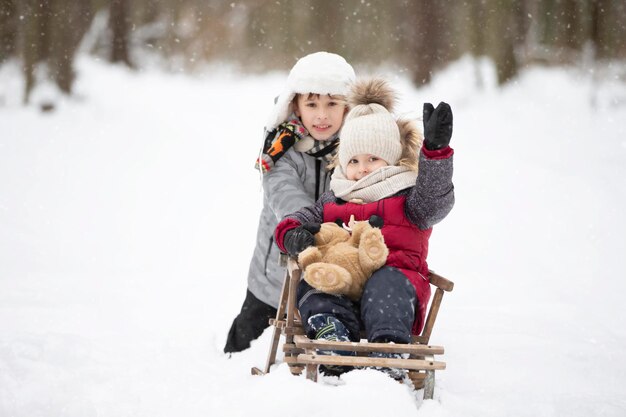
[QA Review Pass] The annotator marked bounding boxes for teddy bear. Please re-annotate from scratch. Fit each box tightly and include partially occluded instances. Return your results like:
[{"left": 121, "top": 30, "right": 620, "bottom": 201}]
[{"left": 298, "top": 215, "right": 389, "bottom": 301}]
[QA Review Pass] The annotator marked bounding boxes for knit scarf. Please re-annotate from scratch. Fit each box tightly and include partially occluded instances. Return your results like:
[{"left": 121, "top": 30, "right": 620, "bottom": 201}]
[
  {"left": 330, "top": 165, "right": 417, "bottom": 203},
  {"left": 295, "top": 135, "right": 339, "bottom": 165}
]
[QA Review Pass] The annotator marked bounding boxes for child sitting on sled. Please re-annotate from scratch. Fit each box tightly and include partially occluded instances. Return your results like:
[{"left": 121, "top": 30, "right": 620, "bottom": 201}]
[{"left": 274, "top": 77, "right": 455, "bottom": 378}]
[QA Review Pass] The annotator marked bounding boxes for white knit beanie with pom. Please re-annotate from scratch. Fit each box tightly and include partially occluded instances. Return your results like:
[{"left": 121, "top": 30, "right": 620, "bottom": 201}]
[
  {"left": 265, "top": 52, "right": 356, "bottom": 131},
  {"left": 338, "top": 79, "right": 401, "bottom": 171}
]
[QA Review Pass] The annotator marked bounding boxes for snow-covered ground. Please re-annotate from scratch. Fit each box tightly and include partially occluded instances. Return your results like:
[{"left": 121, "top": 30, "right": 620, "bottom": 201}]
[{"left": 1, "top": 56, "right": 625, "bottom": 417}]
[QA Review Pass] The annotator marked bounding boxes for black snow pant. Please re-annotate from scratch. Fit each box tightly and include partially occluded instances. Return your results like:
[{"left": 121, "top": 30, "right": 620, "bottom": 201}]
[
  {"left": 297, "top": 266, "right": 418, "bottom": 343},
  {"left": 224, "top": 289, "right": 277, "bottom": 353}
]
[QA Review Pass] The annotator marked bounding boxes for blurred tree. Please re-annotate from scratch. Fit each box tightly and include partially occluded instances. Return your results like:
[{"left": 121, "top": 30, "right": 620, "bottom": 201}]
[
  {"left": 404, "top": 0, "right": 451, "bottom": 85},
  {"left": 488, "top": 0, "right": 523, "bottom": 84},
  {"left": 2, "top": 0, "right": 626, "bottom": 102},
  {"left": 0, "top": 0, "right": 17, "bottom": 63},
  {"left": 21, "top": 0, "right": 51, "bottom": 103},
  {"left": 311, "top": 0, "right": 341, "bottom": 53},
  {"left": 538, "top": 0, "right": 585, "bottom": 63},
  {"left": 590, "top": 0, "right": 626, "bottom": 60},
  {"left": 467, "top": 1, "right": 487, "bottom": 57},
  {"left": 557, "top": 0, "right": 585, "bottom": 51},
  {"left": 49, "top": 1, "right": 93, "bottom": 93},
  {"left": 341, "top": 0, "right": 397, "bottom": 66},
  {"left": 18, "top": 0, "right": 93, "bottom": 104},
  {"left": 134, "top": 0, "right": 161, "bottom": 25},
  {"left": 282, "top": 0, "right": 312, "bottom": 59},
  {"left": 243, "top": 1, "right": 273, "bottom": 67},
  {"left": 110, "top": 0, "right": 132, "bottom": 66}
]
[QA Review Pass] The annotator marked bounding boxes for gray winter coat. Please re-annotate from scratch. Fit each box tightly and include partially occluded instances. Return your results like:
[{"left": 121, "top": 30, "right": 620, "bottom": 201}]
[{"left": 247, "top": 147, "right": 332, "bottom": 308}]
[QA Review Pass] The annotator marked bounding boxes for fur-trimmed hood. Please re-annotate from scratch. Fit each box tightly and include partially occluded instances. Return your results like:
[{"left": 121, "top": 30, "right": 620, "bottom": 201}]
[
  {"left": 265, "top": 52, "right": 355, "bottom": 131},
  {"left": 396, "top": 117, "right": 422, "bottom": 171}
]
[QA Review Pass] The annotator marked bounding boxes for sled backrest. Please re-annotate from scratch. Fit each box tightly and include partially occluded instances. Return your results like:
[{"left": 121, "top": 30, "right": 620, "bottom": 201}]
[{"left": 414, "top": 271, "right": 455, "bottom": 344}]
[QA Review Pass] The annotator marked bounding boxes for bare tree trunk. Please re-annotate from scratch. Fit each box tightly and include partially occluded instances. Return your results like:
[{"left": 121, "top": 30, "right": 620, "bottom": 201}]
[
  {"left": 309, "top": 0, "right": 341, "bottom": 53},
  {"left": 110, "top": 0, "right": 132, "bottom": 66},
  {"left": 560, "top": 0, "right": 584, "bottom": 50},
  {"left": 0, "top": 0, "right": 17, "bottom": 63},
  {"left": 406, "top": 0, "right": 447, "bottom": 86},
  {"left": 49, "top": 0, "right": 92, "bottom": 94},
  {"left": 18, "top": 0, "right": 93, "bottom": 104},
  {"left": 589, "top": 0, "right": 626, "bottom": 60},
  {"left": 468, "top": 2, "right": 486, "bottom": 57},
  {"left": 21, "top": 0, "right": 50, "bottom": 103},
  {"left": 486, "top": 0, "right": 521, "bottom": 85}
]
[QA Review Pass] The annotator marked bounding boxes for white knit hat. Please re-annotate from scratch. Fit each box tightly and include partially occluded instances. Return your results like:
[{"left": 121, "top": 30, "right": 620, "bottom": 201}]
[
  {"left": 338, "top": 102, "right": 401, "bottom": 171},
  {"left": 265, "top": 52, "right": 356, "bottom": 131}
]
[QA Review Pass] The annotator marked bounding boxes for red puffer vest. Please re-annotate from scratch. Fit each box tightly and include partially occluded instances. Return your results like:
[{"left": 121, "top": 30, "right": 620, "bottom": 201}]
[{"left": 322, "top": 195, "right": 432, "bottom": 335}]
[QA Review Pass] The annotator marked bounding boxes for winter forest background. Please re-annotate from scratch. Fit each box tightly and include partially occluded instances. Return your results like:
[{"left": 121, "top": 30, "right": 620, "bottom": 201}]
[
  {"left": 1, "top": 0, "right": 626, "bottom": 105},
  {"left": 2, "top": 1, "right": 626, "bottom": 417}
]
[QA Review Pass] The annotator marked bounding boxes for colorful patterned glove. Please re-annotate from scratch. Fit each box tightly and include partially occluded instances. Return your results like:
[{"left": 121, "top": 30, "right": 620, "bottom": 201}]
[{"left": 255, "top": 117, "right": 308, "bottom": 173}]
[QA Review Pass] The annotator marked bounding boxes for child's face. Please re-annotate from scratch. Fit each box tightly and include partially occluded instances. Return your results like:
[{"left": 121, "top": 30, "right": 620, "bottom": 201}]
[
  {"left": 294, "top": 94, "right": 347, "bottom": 141},
  {"left": 346, "top": 154, "right": 389, "bottom": 181}
]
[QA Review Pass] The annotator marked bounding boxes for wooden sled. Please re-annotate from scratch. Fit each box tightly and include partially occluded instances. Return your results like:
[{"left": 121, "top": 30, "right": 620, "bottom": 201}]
[{"left": 252, "top": 254, "right": 454, "bottom": 400}]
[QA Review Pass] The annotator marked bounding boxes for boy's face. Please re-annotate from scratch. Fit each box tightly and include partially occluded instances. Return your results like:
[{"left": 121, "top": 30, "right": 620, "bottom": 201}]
[
  {"left": 294, "top": 94, "right": 347, "bottom": 141},
  {"left": 345, "top": 154, "right": 389, "bottom": 181}
]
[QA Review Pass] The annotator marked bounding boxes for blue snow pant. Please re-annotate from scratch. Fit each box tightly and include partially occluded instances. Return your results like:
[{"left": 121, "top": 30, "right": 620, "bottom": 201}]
[{"left": 297, "top": 266, "right": 418, "bottom": 344}]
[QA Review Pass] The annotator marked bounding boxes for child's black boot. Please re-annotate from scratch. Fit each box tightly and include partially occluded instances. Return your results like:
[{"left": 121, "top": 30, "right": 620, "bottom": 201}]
[
  {"left": 368, "top": 350, "right": 407, "bottom": 380},
  {"left": 307, "top": 313, "right": 355, "bottom": 376}
]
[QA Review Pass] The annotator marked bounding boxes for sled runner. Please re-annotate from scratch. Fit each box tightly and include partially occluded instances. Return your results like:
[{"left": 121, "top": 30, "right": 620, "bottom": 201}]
[{"left": 252, "top": 254, "right": 454, "bottom": 400}]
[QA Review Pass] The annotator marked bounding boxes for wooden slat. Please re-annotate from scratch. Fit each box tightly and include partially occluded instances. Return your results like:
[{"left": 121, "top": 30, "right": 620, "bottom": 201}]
[
  {"left": 262, "top": 267, "right": 291, "bottom": 374},
  {"left": 285, "top": 260, "right": 300, "bottom": 344},
  {"left": 408, "top": 371, "right": 427, "bottom": 381},
  {"left": 287, "top": 364, "right": 304, "bottom": 376},
  {"left": 268, "top": 318, "right": 282, "bottom": 327},
  {"left": 428, "top": 271, "right": 454, "bottom": 292},
  {"left": 283, "top": 355, "right": 301, "bottom": 364},
  {"left": 293, "top": 335, "right": 443, "bottom": 355},
  {"left": 279, "top": 253, "right": 288, "bottom": 267},
  {"left": 295, "top": 354, "right": 446, "bottom": 371},
  {"left": 285, "top": 327, "right": 306, "bottom": 335},
  {"left": 282, "top": 343, "right": 304, "bottom": 354},
  {"left": 269, "top": 319, "right": 304, "bottom": 329},
  {"left": 287, "top": 256, "right": 300, "bottom": 274},
  {"left": 408, "top": 371, "right": 426, "bottom": 389}
]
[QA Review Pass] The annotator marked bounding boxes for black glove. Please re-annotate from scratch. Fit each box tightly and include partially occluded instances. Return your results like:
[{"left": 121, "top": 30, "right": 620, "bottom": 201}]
[
  {"left": 423, "top": 102, "right": 453, "bottom": 151},
  {"left": 283, "top": 223, "right": 321, "bottom": 256}
]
